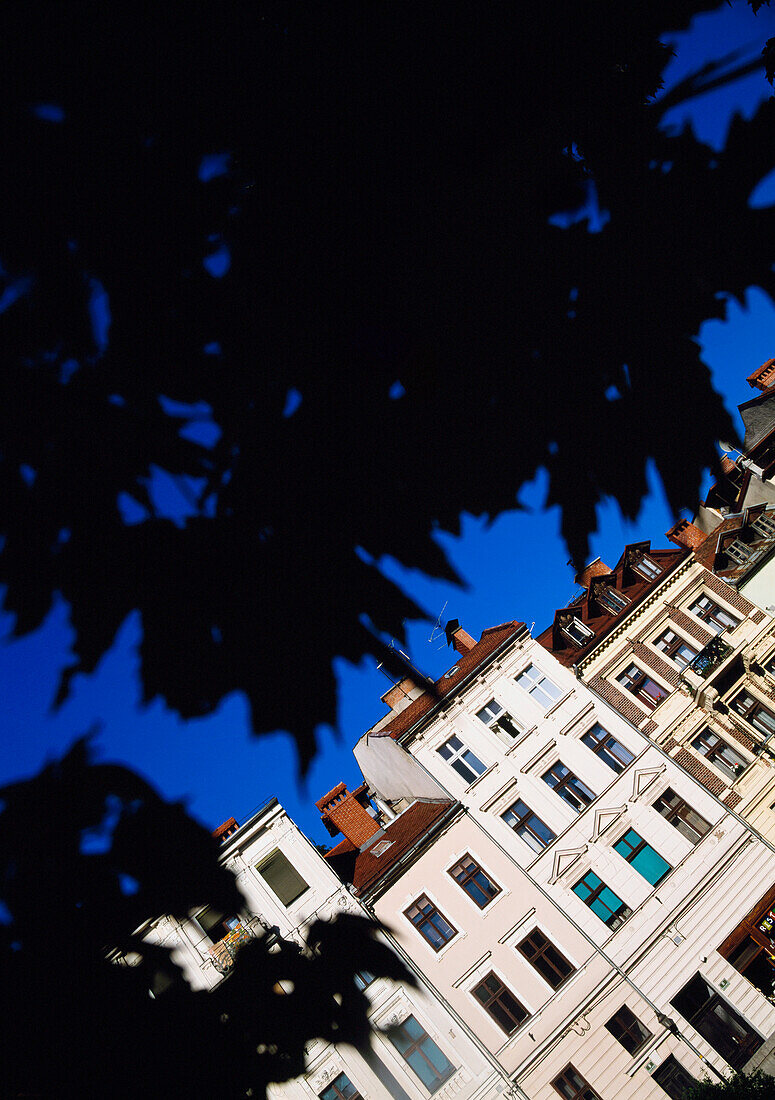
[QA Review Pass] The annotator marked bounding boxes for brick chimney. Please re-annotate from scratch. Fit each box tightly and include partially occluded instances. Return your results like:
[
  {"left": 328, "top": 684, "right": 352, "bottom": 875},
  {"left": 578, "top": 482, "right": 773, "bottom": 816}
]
[
  {"left": 747, "top": 358, "right": 775, "bottom": 392},
  {"left": 574, "top": 558, "right": 612, "bottom": 588},
  {"left": 445, "top": 618, "right": 477, "bottom": 654},
  {"left": 666, "top": 519, "right": 705, "bottom": 550},
  {"left": 381, "top": 676, "right": 422, "bottom": 714},
  {"left": 212, "top": 817, "right": 239, "bottom": 843},
  {"left": 316, "top": 782, "right": 381, "bottom": 847}
]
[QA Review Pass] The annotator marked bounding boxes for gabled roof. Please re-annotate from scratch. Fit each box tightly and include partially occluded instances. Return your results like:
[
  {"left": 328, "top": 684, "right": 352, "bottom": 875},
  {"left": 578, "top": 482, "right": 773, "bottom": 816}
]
[
  {"left": 536, "top": 542, "right": 686, "bottom": 666},
  {"left": 691, "top": 504, "right": 775, "bottom": 581},
  {"left": 374, "top": 621, "right": 526, "bottom": 742},
  {"left": 326, "top": 799, "right": 455, "bottom": 896}
]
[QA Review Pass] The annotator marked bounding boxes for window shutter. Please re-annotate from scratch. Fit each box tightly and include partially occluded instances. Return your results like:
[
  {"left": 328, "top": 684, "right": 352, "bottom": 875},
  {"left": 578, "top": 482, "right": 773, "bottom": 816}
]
[{"left": 257, "top": 849, "right": 309, "bottom": 905}]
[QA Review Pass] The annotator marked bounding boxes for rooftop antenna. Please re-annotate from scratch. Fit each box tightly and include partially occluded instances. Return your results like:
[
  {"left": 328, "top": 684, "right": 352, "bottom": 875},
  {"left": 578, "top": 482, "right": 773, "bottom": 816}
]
[{"left": 428, "top": 600, "right": 448, "bottom": 646}]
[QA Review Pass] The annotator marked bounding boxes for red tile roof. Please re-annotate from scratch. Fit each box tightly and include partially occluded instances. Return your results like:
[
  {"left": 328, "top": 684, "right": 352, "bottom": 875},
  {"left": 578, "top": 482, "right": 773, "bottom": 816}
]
[
  {"left": 377, "top": 621, "right": 525, "bottom": 741},
  {"left": 326, "top": 799, "right": 455, "bottom": 895}
]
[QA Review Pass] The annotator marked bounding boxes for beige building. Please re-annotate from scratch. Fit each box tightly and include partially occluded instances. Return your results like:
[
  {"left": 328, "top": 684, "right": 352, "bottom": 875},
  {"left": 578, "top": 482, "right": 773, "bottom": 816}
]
[{"left": 329, "top": 619, "right": 775, "bottom": 1097}]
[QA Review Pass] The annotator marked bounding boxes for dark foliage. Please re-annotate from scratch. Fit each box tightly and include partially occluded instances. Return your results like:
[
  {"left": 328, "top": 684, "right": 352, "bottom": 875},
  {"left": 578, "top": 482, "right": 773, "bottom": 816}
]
[
  {"left": 688, "top": 1070, "right": 775, "bottom": 1098},
  {"left": 0, "top": 3, "right": 772, "bottom": 765},
  {"left": 0, "top": 741, "right": 412, "bottom": 1098}
]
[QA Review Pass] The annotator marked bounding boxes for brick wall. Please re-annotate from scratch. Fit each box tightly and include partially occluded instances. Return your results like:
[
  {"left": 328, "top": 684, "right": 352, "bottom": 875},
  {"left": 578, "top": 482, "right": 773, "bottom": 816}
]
[
  {"left": 702, "top": 570, "right": 755, "bottom": 616},
  {"left": 631, "top": 641, "right": 680, "bottom": 688},
  {"left": 661, "top": 603, "right": 715, "bottom": 647},
  {"left": 752, "top": 609, "right": 767, "bottom": 625},
  {"left": 724, "top": 791, "right": 743, "bottom": 809},
  {"left": 589, "top": 673, "right": 648, "bottom": 727},
  {"left": 672, "top": 748, "right": 727, "bottom": 797}
]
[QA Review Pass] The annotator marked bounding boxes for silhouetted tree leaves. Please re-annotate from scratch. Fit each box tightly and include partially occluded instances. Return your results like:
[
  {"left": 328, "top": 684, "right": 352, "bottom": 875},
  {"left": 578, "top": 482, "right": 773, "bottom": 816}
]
[
  {"left": 1, "top": 4, "right": 772, "bottom": 763},
  {"left": 0, "top": 743, "right": 412, "bottom": 1098}
]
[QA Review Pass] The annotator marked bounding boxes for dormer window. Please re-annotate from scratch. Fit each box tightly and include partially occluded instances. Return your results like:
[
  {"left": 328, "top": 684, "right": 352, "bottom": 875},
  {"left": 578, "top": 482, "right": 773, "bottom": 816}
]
[
  {"left": 597, "top": 586, "right": 629, "bottom": 615},
  {"left": 752, "top": 511, "right": 775, "bottom": 539},
  {"left": 632, "top": 554, "right": 661, "bottom": 581},
  {"left": 725, "top": 538, "right": 752, "bottom": 566},
  {"left": 476, "top": 699, "right": 523, "bottom": 739},
  {"left": 562, "top": 616, "right": 594, "bottom": 647}
]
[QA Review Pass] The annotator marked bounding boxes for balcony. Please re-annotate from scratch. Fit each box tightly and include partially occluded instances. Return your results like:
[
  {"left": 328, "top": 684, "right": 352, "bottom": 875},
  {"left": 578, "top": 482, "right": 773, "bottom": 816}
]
[{"left": 685, "top": 636, "right": 732, "bottom": 681}]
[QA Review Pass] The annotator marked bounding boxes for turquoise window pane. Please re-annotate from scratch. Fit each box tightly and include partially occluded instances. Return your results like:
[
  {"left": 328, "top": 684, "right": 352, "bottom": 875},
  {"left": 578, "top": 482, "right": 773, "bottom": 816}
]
[
  {"left": 630, "top": 846, "right": 670, "bottom": 886},
  {"left": 598, "top": 886, "right": 623, "bottom": 913},
  {"left": 572, "top": 872, "right": 601, "bottom": 902}
]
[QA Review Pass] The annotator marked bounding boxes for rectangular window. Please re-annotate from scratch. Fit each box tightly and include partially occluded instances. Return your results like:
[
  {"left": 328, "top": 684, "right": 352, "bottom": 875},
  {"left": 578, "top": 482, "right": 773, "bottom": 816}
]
[
  {"left": 472, "top": 971, "right": 528, "bottom": 1035},
  {"left": 320, "top": 1073, "right": 362, "bottom": 1100},
  {"left": 605, "top": 1005, "right": 652, "bottom": 1055},
  {"left": 256, "top": 849, "right": 309, "bottom": 906},
  {"left": 612, "top": 828, "right": 671, "bottom": 886},
  {"left": 563, "top": 616, "right": 595, "bottom": 646},
  {"left": 476, "top": 699, "right": 523, "bottom": 739},
  {"left": 654, "top": 628, "right": 699, "bottom": 671},
  {"left": 652, "top": 788, "right": 711, "bottom": 844},
  {"left": 651, "top": 1055, "right": 700, "bottom": 1100},
  {"left": 688, "top": 595, "right": 740, "bottom": 634},
  {"left": 353, "top": 970, "right": 375, "bottom": 991},
  {"left": 552, "top": 1065, "right": 602, "bottom": 1100},
  {"left": 726, "top": 538, "right": 752, "bottom": 566},
  {"left": 437, "top": 735, "right": 486, "bottom": 785},
  {"left": 543, "top": 762, "right": 596, "bottom": 812},
  {"left": 730, "top": 690, "right": 775, "bottom": 738},
  {"left": 405, "top": 895, "right": 457, "bottom": 951},
  {"left": 449, "top": 855, "right": 501, "bottom": 908},
  {"left": 573, "top": 872, "right": 632, "bottom": 930},
  {"left": 517, "top": 929, "right": 575, "bottom": 989},
  {"left": 502, "top": 799, "right": 556, "bottom": 853},
  {"left": 581, "top": 723, "right": 634, "bottom": 773},
  {"left": 389, "top": 1015, "right": 455, "bottom": 1092},
  {"left": 752, "top": 511, "right": 775, "bottom": 539},
  {"left": 633, "top": 554, "right": 661, "bottom": 581},
  {"left": 598, "top": 586, "right": 629, "bottom": 614},
  {"left": 516, "top": 663, "right": 562, "bottom": 709},
  {"left": 616, "top": 664, "right": 668, "bottom": 710},
  {"left": 671, "top": 974, "right": 763, "bottom": 1069},
  {"left": 692, "top": 729, "right": 748, "bottom": 781}
]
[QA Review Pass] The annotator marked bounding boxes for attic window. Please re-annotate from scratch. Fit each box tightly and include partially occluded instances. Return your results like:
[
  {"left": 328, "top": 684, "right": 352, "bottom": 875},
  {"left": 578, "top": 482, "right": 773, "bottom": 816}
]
[
  {"left": 444, "top": 666, "right": 459, "bottom": 679},
  {"left": 726, "top": 538, "right": 752, "bottom": 566},
  {"left": 632, "top": 554, "right": 661, "bottom": 581},
  {"left": 597, "top": 586, "right": 629, "bottom": 614},
  {"left": 370, "top": 839, "right": 393, "bottom": 858},
  {"left": 562, "top": 617, "right": 594, "bottom": 646},
  {"left": 752, "top": 511, "right": 775, "bottom": 538}
]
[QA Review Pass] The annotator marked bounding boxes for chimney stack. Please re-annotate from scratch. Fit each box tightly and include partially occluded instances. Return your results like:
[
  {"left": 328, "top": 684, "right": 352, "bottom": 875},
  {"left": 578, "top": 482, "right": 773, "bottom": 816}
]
[
  {"left": 747, "top": 358, "right": 775, "bottom": 392},
  {"left": 665, "top": 519, "right": 705, "bottom": 551},
  {"left": 212, "top": 817, "right": 239, "bottom": 843},
  {"left": 574, "top": 559, "right": 612, "bottom": 588},
  {"left": 445, "top": 619, "right": 477, "bottom": 654},
  {"left": 316, "top": 782, "right": 382, "bottom": 848}
]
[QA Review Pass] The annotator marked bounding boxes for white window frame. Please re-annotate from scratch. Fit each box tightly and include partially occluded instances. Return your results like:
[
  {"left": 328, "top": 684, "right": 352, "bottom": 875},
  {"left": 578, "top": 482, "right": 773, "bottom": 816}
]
[
  {"left": 687, "top": 592, "right": 740, "bottom": 635},
  {"left": 516, "top": 663, "right": 562, "bottom": 710},
  {"left": 437, "top": 734, "right": 487, "bottom": 785},
  {"left": 476, "top": 698, "right": 524, "bottom": 741}
]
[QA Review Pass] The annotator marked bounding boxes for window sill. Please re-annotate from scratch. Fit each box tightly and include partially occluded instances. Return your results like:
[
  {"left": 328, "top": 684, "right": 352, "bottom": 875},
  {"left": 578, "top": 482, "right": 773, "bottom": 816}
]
[
  {"left": 543, "top": 689, "right": 575, "bottom": 719},
  {"left": 466, "top": 762, "right": 498, "bottom": 792}
]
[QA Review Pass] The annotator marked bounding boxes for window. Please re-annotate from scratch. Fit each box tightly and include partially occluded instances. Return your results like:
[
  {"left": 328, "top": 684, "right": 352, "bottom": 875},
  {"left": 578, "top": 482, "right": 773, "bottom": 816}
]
[
  {"left": 517, "top": 929, "right": 575, "bottom": 989},
  {"left": 632, "top": 554, "right": 661, "bottom": 581},
  {"left": 598, "top": 586, "right": 629, "bottom": 614},
  {"left": 581, "top": 723, "right": 634, "bottom": 773},
  {"left": 651, "top": 1055, "right": 700, "bottom": 1100},
  {"left": 389, "top": 1015, "right": 455, "bottom": 1092},
  {"left": 320, "top": 1073, "right": 362, "bottom": 1100},
  {"left": 671, "top": 974, "right": 763, "bottom": 1069},
  {"left": 437, "top": 735, "right": 486, "bottom": 785},
  {"left": 476, "top": 699, "right": 523, "bottom": 739},
  {"left": 572, "top": 872, "right": 632, "bottom": 930},
  {"left": 502, "top": 799, "right": 556, "bottom": 852},
  {"left": 654, "top": 628, "right": 699, "bottom": 671},
  {"left": 616, "top": 664, "right": 668, "bottom": 710},
  {"left": 692, "top": 729, "right": 748, "bottom": 781},
  {"left": 613, "top": 829, "right": 671, "bottom": 886},
  {"left": 256, "top": 849, "right": 309, "bottom": 906},
  {"left": 652, "top": 788, "right": 711, "bottom": 844},
  {"left": 730, "top": 690, "right": 775, "bottom": 738},
  {"left": 449, "top": 855, "right": 501, "bottom": 908},
  {"left": 688, "top": 595, "right": 740, "bottom": 634},
  {"left": 605, "top": 1005, "right": 652, "bottom": 1055},
  {"left": 472, "top": 972, "right": 528, "bottom": 1034},
  {"left": 516, "top": 663, "right": 562, "bottom": 709},
  {"left": 552, "top": 1065, "right": 601, "bottom": 1100},
  {"left": 563, "top": 616, "right": 594, "bottom": 646},
  {"left": 726, "top": 538, "right": 752, "bottom": 566},
  {"left": 543, "top": 762, "right": 596, "bottom": 812},
  {"left": 752, "top": 511, "right": 775, "bottom": 538},
  {"left": 405, "top": 896, "right": 457, "bottom": 951},
  {"left": 353, "top": 970, "right": 375, "bottom": 991}
]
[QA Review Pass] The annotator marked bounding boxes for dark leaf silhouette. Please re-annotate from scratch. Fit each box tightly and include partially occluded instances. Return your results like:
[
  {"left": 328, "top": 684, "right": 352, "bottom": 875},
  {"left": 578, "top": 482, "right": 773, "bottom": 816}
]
[{"left": 0, "top": 743, "right": 412, "bottom": 1098}]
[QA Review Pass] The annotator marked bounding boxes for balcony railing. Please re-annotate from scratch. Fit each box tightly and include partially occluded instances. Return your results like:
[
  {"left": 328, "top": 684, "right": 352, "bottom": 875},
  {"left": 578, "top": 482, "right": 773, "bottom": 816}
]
[{"left": 685, "top": 636, "right": 732, "bottom": 681}]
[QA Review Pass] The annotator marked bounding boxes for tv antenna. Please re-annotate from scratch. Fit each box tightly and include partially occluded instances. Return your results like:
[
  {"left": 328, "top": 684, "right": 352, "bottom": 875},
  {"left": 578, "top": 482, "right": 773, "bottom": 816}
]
[{"left": 428, "top": 601, "right": 449, "bottom": 646}]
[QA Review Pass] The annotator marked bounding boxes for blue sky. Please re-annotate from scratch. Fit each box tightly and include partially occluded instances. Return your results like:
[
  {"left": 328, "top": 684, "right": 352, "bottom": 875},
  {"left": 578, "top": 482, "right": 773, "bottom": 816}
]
[{"left": 2, "top": 3, "right": 774, "bottom": 845}]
